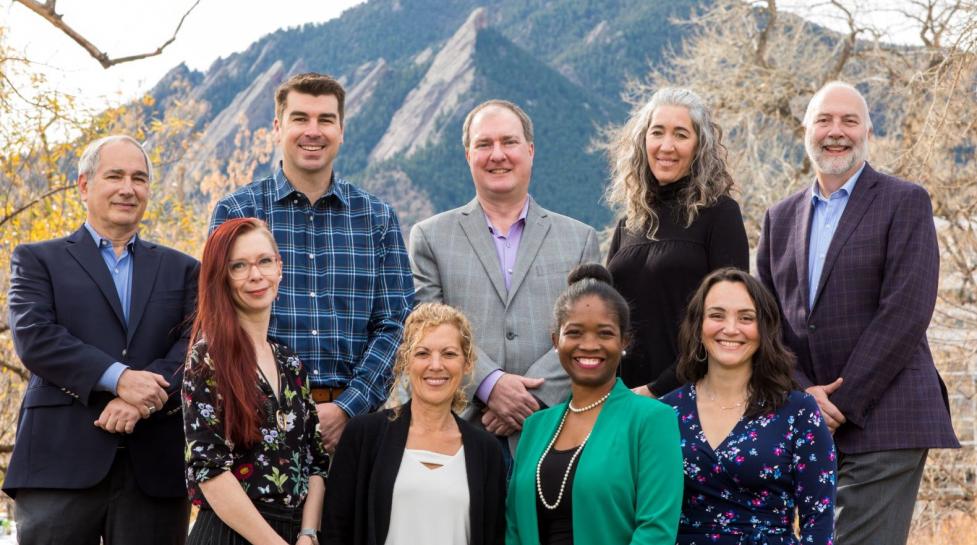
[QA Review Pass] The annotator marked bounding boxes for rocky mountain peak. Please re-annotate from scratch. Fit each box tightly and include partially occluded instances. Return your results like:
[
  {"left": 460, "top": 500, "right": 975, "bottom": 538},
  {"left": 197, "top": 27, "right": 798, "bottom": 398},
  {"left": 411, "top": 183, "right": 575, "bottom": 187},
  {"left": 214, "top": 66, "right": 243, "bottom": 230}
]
[{"left": 368, "top": 7, "right": 487, "bottom": 163}]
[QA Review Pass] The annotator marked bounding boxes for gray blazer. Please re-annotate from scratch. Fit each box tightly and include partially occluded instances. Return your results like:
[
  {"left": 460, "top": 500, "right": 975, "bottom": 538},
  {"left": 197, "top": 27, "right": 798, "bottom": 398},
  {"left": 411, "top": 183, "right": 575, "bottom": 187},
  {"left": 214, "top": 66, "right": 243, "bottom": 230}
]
[{"left": 409, "top": 197, "right": 601, "bottom": 431}]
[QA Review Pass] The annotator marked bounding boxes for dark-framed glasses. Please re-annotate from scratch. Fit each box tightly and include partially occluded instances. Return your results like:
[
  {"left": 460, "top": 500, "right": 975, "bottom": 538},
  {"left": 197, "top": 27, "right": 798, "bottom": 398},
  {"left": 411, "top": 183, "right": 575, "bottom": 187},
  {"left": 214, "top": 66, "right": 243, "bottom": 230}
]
[{"left": 228, "top": 256, "right": 280, "bottom": 280}]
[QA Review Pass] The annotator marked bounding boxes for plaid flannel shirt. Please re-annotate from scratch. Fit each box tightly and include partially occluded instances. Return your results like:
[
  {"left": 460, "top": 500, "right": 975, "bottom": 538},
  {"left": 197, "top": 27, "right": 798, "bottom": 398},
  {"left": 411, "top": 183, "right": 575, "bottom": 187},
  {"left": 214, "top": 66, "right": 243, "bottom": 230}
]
[{"left": 209, "top": 167, "right": 413, "bottom": 417}]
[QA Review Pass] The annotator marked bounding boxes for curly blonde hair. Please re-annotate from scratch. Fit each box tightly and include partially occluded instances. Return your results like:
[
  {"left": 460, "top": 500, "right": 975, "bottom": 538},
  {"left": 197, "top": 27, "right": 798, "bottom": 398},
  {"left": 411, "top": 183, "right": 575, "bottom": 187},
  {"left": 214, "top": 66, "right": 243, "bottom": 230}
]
[
  {"left": 387, "top": 303, "right": 477, "bottom": 416},
  {"left": 605, "top": 87, "right": 734, "bottom": 239}
]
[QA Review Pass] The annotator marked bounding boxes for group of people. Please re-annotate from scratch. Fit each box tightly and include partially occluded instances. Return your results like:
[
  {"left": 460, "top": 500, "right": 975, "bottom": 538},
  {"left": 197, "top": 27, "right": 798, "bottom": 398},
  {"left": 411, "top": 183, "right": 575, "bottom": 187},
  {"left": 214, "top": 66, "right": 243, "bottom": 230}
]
[{"left": 3, "top": 69, "right": 958, "bottom": 545}]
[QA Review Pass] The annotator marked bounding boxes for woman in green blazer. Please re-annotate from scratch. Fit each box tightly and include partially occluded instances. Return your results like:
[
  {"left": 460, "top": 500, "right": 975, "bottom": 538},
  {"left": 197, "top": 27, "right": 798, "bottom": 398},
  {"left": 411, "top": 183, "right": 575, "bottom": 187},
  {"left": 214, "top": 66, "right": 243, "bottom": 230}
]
[{"left": 506, "top": 264, "right": 683, "bottom": 545}]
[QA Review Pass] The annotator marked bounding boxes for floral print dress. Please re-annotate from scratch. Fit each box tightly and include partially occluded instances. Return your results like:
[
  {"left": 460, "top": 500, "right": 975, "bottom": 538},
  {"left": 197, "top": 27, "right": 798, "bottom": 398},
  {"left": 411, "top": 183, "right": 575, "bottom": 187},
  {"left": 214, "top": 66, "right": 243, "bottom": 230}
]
[
  {"left": 182, "top": 341, "right": 330, "bottom": 510},
  {"left": 660, "top": 384, "right": 836, "bottom": 545}
]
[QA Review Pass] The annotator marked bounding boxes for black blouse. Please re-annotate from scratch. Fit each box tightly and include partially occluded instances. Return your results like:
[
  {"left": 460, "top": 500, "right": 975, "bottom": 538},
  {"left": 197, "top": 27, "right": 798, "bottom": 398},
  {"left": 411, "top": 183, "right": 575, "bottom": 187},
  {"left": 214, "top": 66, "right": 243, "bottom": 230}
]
[
  {"left": 535, "top": 445, "right": 583, "bottom": 545},
  {"left": 182, "top": 341, "right": 330, "bottom": 510},
  {"left": 607, "top": 177, "right": 749, "bottom": 395}
]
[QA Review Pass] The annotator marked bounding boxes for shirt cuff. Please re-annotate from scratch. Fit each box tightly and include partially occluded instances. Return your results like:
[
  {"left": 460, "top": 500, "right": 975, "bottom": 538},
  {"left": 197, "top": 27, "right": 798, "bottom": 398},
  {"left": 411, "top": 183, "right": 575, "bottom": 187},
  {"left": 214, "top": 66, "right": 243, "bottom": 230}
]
[
  {"left": 475, "top": 369, "right": 504, "bottom": 404},
  {"left": 95, "top": 362, "right": 129, "bottom": 395}
]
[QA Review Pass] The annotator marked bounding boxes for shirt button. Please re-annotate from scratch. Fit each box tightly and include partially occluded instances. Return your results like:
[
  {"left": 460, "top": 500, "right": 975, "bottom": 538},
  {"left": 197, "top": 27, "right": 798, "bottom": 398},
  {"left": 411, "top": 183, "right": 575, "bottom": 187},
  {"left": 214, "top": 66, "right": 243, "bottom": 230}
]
[
  {"left": 507, "top": 268, "right": 513, "bottom": 274},
  {"left": 311, "top": 330, "right": 318, "bottom": 336},
  {"left": 114, "top": 269, "right": 120, "bottom": 274},
  {"left": 309, "top": 215, "right": 314, "bottom": 221},
  {"left": 309, "top": 292, "right": 315, "bottom": 297},
  {"left": 505, "top": 242, "right": 511, "bottom": 248},
  {"left": 506, "top": 331, "right": 516, "bottom": 340},
  {"left": 308, "top": 253, "right": 314, "bottom": 259},
  {"left": 313, "top": 369, "right": 319, "bottom": 375},
  {"left": 294, "top": 199, "right": 299, "bottom": 204}
]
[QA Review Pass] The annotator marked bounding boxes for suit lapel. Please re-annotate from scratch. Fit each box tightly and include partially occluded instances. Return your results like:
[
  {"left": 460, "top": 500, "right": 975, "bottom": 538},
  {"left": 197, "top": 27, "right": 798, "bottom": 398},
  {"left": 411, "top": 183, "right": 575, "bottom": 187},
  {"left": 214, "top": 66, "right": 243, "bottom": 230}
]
[
  {"left": 459, "top": 199, "right": 508, "bottom": 305},
  {"left": 506, "top": 198, "right": 550, "bottom": 306},
  {"left": 65, "top": 227, "right": 126, "bottom": 330},
  {"left": 127, "top": 238, "right": 162, "bottom": 343},
  {"left": 793, "top": 190, "right": 814, "bottom": 314},
  {"left": 811, "top": 163, "right": 878, "bottom": 311}
]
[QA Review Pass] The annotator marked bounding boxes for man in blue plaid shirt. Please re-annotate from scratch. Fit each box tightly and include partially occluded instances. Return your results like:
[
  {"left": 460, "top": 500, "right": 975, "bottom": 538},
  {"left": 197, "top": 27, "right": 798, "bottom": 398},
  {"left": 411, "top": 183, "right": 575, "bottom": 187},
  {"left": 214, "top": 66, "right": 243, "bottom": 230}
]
[{"left": 209, "top": 73, "right": 413, "bottom": 452}]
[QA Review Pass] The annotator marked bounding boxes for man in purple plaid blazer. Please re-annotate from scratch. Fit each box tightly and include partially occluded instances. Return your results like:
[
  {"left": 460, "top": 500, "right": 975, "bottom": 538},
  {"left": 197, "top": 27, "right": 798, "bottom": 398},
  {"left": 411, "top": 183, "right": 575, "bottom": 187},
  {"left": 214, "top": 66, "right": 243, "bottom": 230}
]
[{"left": 756, "top": 81, "right": 959, "bottom": 545}]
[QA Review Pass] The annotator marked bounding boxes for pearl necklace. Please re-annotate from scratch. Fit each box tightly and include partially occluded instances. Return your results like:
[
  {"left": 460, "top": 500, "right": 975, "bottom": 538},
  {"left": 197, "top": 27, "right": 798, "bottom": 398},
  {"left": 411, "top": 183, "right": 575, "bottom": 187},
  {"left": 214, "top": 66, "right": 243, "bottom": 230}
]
[
  {"left": 567, "top": 390, "right": 612, "bottom": 413},
  {"left": 536, "top": 392, "right": 610, "bottom": 510}
]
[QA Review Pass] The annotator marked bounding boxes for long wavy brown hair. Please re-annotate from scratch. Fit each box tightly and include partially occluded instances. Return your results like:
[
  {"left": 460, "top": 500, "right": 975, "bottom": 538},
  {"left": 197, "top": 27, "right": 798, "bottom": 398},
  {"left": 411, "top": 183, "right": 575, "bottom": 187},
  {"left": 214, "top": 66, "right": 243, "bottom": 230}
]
[
  {"left": 605, "top": 87, "right": 734, "bottom": 239},
  {"left": 676, "top": 268, "right": 798, "bottom": 418}
]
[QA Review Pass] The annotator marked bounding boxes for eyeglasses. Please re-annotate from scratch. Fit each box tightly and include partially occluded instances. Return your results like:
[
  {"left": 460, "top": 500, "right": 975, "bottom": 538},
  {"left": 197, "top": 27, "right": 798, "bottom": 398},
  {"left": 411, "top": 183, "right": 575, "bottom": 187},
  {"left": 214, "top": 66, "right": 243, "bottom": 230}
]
[{"left": 227, "top": 256, "right": 280, "bottom": 280}]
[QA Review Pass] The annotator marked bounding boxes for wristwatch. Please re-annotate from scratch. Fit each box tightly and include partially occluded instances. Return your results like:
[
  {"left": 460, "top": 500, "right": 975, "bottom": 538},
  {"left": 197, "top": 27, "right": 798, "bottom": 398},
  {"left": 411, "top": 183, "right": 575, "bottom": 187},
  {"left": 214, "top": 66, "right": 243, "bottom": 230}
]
[{"left": 297, "top": 528, "right": 319, "bottom": 544}]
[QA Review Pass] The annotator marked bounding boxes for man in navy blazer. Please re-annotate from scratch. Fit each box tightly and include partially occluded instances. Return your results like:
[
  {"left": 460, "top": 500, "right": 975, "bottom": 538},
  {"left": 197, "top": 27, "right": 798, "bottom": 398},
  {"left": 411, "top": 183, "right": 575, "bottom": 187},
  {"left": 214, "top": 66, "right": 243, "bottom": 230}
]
[
  {"left": 756, "top": 82, "right": 958, "bottom": 545},
  {"left": 4, "top": 135, "right": 199, "bottom": 544}
]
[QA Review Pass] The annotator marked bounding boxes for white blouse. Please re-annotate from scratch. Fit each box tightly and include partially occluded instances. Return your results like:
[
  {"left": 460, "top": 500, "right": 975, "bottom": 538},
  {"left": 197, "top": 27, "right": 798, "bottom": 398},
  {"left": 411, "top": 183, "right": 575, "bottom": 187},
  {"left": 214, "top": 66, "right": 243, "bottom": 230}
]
[{"left": 383, "top": 447, "right": 470, "bottom": 545}]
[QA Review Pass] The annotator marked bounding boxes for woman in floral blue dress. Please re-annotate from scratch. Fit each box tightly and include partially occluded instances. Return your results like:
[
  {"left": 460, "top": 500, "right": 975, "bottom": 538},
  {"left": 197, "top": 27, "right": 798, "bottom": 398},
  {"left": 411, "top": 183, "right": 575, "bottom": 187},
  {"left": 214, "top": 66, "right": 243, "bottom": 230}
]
[
  {"left": 183, "top": 218, "right": 330, "bottom": 545},
  {"left": 661, "top": 268, "right": 836, "bottom": 545}
]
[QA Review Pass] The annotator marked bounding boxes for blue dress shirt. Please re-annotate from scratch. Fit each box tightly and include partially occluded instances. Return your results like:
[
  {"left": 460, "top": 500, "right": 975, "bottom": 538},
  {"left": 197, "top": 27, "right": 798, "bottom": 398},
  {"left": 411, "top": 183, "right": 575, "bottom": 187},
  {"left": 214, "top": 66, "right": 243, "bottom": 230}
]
[
  {"left": 807, "top": 164, "right": 864, "bottom": 309},
  {"left": 84, "top": 222, "right": 135, "bottom": 394},
  {"left": 209, "top": 166, "right": 414, "bottom": 417}
]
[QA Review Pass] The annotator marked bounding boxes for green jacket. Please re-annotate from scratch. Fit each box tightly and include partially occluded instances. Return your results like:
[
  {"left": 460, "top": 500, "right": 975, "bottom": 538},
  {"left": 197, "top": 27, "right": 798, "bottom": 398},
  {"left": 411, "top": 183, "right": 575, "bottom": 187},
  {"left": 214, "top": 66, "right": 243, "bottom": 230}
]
[{"left": 506, "top": 379, "right": 683, "bottom": 544}]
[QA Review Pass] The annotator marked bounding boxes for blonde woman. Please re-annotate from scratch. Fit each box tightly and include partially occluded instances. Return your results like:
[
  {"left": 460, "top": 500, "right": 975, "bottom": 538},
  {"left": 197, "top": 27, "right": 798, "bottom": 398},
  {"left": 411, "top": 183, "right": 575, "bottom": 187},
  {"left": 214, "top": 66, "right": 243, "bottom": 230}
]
[
  {"left": 322, "top": 303, "right": 506, "bottom": 545},
  {"left": 605, "top": 87, "right": 749, "bottom": 397}
]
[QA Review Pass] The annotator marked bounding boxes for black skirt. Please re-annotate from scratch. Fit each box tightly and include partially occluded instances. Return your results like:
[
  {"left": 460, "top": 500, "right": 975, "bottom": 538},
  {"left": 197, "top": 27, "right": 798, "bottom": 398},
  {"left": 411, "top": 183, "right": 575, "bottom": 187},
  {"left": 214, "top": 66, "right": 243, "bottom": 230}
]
[{"left": 187, "top": 502, "right": 304, "bottom": 545}]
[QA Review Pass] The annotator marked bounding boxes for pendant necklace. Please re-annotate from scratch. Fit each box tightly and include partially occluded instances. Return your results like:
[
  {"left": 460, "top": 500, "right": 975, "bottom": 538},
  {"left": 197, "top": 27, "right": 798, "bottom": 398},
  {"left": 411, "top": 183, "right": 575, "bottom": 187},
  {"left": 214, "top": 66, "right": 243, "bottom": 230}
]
[{"left": 256, "top": 353, "right": 287, "bottom": 430}]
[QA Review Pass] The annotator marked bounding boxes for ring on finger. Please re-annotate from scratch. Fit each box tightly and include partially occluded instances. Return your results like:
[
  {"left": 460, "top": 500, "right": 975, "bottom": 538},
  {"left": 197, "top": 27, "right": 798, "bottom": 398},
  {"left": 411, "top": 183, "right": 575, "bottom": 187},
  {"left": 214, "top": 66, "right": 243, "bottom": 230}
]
[{"left": 147, "top": 405, "right": 156, "bottom": 414}]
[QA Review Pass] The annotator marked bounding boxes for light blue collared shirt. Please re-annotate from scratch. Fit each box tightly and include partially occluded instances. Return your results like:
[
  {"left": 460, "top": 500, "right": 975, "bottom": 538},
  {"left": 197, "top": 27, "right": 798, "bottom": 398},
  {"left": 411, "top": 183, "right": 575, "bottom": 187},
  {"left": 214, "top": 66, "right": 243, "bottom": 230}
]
[
  {"left": 807, "top": 164, "right": 864, "bottom": 309},
  {"left": 84, "top": 222, "right": 136, "bottom": 395}
]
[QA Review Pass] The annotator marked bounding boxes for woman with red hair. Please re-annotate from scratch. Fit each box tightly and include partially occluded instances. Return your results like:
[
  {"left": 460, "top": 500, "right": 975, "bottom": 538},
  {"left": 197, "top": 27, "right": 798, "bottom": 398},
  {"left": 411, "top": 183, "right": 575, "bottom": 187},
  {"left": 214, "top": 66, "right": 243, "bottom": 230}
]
[{"left": 183, "top": 218, "right": 329, "bottom": 545}]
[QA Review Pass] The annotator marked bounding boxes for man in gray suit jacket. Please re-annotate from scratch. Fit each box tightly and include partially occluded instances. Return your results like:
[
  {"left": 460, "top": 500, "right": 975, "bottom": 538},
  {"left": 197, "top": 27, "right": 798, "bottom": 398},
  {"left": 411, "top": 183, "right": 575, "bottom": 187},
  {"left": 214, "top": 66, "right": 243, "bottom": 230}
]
[{"left": 410, "top": 100, "right": 600, "bottom": 452}]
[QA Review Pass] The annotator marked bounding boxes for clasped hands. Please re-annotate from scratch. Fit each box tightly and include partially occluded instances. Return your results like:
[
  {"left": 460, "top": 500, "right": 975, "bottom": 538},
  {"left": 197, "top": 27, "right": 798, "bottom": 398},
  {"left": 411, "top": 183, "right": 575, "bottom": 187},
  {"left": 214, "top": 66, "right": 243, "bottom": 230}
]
[
  {"left": 94, "top": 369, "right": 170, "bottom": 434},
  {"left": 806, "top": 377, "right": 845, "bottom": 433},
  {"left": 481, "top": 373, "right": 544, "bottom": 436}
]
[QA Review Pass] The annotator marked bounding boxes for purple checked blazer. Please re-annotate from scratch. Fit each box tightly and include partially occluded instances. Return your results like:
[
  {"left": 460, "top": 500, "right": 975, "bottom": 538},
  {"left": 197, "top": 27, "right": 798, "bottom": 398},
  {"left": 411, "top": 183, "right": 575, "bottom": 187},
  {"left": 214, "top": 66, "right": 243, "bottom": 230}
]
[{"left": 756, "top": 163, "right": 959, "bottom": 454}]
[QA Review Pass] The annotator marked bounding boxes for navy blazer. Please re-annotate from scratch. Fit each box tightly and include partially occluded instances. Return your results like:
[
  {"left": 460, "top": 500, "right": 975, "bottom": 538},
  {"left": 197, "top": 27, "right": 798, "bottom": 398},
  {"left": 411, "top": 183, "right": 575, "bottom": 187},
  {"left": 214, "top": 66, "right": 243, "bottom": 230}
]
[
  {"left": 321, "top": 402, "right": 506, "bottom": 545},
  {"left": 3, "top": 226, "right": 199, "bottom": 498},
  {"left": 756, "top": 163, "right": 958, "bottom": 453}
]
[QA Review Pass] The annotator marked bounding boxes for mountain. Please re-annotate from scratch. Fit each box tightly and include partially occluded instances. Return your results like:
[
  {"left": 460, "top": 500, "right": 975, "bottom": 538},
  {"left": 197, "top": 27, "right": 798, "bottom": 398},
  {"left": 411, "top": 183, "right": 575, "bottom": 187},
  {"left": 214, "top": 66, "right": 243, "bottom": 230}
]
[{"left": 151, "top": 0, "right": 696, "bottom": 229}]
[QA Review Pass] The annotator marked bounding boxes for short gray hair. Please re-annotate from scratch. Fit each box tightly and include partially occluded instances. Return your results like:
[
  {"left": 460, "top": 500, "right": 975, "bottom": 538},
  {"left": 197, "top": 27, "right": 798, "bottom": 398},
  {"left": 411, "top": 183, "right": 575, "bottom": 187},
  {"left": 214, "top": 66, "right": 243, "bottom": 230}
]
[
  {"left": 802, "top": 81, "right": 873, "bottom": 130},
  {"left": 77, "top": 135, "right": 153, "bottom": 181},
  {"left": 461, "top": 99, "right": 534, "bottom": 149}
]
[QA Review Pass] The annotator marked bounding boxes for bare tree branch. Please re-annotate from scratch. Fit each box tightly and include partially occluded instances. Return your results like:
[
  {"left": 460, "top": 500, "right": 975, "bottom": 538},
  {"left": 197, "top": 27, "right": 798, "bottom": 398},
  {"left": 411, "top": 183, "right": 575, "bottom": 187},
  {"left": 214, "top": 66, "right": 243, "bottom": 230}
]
[
  {"left": 0, "top": 183, "right": 74, "bottom": 229},
  {"left": 11, "top": 0, "right": 201, "bottom": 69}
]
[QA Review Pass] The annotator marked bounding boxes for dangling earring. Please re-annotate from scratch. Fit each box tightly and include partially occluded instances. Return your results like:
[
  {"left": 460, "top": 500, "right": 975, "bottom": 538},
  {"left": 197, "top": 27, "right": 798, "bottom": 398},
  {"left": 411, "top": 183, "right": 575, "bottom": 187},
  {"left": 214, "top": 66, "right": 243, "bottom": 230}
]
[
  {"left": 694, "top": 343, "right": 707, "bottom": 362},
  {"left": 622, "top": 349, "right": 628, "bottom": 357}
]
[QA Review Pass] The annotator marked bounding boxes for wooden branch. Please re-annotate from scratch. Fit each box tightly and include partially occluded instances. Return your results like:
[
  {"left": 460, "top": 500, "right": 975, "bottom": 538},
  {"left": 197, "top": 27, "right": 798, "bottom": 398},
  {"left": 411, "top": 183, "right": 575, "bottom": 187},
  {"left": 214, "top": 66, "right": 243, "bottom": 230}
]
[
  {"left": 0, "top": 444, "right": 12, "bottom": 454},
  {"left": 753, "top": 0, "right": 777, "bottom": 69},
  {"left": 0, "top": 183, "right": 74, "bottom": 229},
  {"left": 12, "top": 0, "right": 201, "bottom": 69}
]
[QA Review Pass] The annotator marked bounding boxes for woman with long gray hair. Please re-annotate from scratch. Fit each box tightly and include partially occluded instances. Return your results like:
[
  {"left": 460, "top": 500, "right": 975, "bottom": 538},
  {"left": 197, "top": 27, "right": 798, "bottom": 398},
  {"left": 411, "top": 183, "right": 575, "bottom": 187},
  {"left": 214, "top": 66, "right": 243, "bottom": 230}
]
[{"left": 605, "top": 87, "right": 749, "bottom": 398}]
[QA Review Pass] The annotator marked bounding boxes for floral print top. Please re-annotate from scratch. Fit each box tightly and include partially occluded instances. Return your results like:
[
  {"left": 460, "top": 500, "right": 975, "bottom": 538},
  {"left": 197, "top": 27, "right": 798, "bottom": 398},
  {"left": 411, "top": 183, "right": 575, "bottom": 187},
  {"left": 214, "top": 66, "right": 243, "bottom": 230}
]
[
  {"left": 660, "top": 384, "right": 836, "bottom": 545},
  {"left": 182, "top": 341, "right": 330, "bottom": 509}
]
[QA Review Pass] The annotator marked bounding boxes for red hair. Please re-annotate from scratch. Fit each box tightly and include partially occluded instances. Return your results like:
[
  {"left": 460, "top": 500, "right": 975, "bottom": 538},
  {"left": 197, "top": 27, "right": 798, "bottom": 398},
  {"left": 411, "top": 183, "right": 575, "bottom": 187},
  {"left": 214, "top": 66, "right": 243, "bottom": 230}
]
[{"left": 190, "top": 218, "right": 277, "bottom": 448}]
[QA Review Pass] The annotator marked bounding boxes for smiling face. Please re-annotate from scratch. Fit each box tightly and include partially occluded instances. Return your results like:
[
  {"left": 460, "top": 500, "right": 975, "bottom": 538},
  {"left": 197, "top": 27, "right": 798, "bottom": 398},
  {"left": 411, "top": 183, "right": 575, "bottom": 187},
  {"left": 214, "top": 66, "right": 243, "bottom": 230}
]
[
  {"left": 274, "top": 91, "right": 344, "bottom": 182},
  {"left": 645, "top": 104, "right": 698, "bottom": 185},
  {"left": 701, "top": 281, "right": 760, "bottom": 372},
  {"left": 804, "top": 85, "right": 871, "bottom": 186},
  {"left": 407, "top": 324, "right": 470, "bottom": 410},
  {"left": 79, "top": 139, "right": 151, "bottom": 237},
  {"left": 465, "top": 105, "right": 535, "bottom": 202},
  {"left": 227, "top": 229, "right": 282, "bottom": 317},
  {"left": 554, "top": 295, "right": 624, "bottom": 389}
]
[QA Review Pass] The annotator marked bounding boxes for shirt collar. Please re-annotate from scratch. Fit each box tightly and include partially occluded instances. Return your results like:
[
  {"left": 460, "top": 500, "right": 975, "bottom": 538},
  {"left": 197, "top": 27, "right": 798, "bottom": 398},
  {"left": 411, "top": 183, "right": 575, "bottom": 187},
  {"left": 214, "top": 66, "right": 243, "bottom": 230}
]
[
  {"left": 84, "top": 221, "right": 137, "bottom": 252},
  {"left": 485, "top": 196, "right": 530, "bottom": 234},
  {"left": 811, "top": 163, "right": 865, "bottom": 204},
  {"left": 273, "top": 163, "right": 350, "bottom": 208}
]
